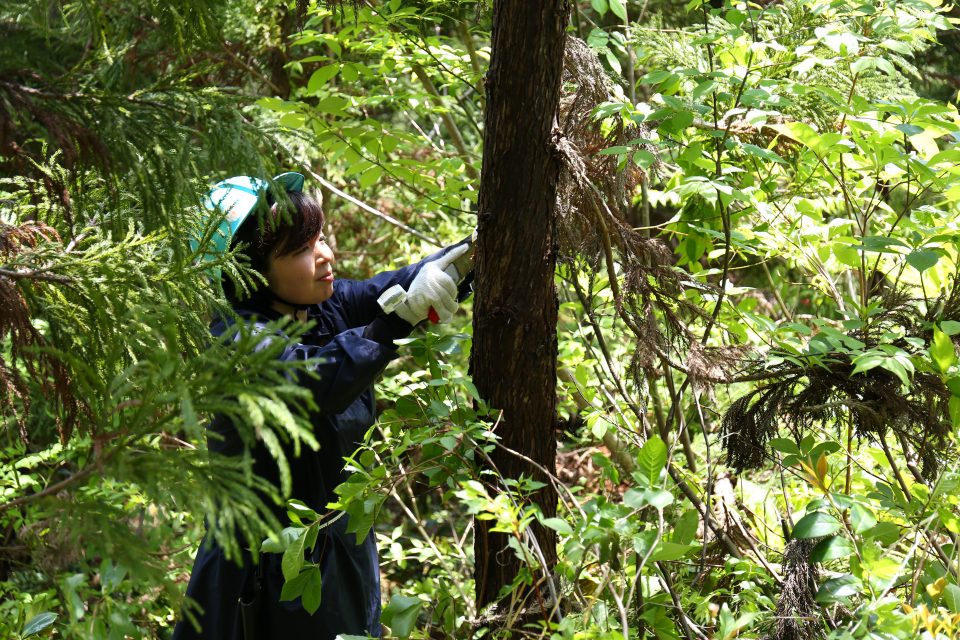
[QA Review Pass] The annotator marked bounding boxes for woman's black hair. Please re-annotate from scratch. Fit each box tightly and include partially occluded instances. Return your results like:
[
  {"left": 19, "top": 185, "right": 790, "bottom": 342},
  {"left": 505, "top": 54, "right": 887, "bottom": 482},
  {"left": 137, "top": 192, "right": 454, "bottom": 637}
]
[{"left": 222, "top": 190, "right": 325, "bottom": 307}]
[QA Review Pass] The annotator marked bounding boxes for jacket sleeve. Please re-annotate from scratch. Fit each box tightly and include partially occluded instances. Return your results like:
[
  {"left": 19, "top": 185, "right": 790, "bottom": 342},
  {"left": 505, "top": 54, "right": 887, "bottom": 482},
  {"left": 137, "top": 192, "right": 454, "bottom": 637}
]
[
  {"left": 215, "top": 314, "right": 398, "bottom": 416},
  {"left": 282, "top": 328, "right": 397, "bottom": 415}
]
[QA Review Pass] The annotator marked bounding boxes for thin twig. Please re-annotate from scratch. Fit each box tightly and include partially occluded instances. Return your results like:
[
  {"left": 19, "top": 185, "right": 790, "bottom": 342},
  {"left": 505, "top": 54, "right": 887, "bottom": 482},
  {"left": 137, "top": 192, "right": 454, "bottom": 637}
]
[{"left": 0, "top": 267, "right": 72, "bottom": 283}]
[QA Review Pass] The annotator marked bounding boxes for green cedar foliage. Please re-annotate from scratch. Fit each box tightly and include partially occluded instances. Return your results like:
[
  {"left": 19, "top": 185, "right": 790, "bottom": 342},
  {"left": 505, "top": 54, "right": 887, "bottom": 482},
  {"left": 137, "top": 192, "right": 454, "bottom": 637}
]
[{"left": 0, "top": 1, "right": 321, "bottom": 637}]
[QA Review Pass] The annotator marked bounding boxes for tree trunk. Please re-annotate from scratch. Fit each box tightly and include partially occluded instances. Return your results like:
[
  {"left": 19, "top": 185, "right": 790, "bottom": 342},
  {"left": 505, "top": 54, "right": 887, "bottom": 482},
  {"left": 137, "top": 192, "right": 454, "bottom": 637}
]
[{"left": 471, "top": 0, "right": 569, "bottom": 620}]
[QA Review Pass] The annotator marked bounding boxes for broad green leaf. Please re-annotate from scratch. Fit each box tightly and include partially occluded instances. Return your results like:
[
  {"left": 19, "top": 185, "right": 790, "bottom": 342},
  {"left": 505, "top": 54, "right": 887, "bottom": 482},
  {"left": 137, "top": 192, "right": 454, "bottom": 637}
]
[
  {"left": 810, "top": 536, "right": 854, "bottom": 562},
  {"left": 851, "top": 352, "right": 884, "bottom": 375},
  {"left": 262, "top": 527, "right": 303, "bottom": 554},
  {"left": 591, "top": 0, "right": 609, "bottom": 16},
  {"left": 741, "top": 143, "right": 787, "bottom": 164},
  {"left": 862, "top": 521, "right": 901, "bottom": 545},
  {"left": 769, "top": 438, "right": 801, "bottom": 455},
  {"left": 280, "top": 568, "right": 312, "bottom": 602},
  {"left": 605, "top": 49, "right": 622, "bottom": 75},
  {"left": 944, "top": 584, "right": 960, "bottom": 614},
  {"left": 306, "top": 65, "right": 340, "bottom": 93},
  {"left": 632, "top": 149, "right": 657, "bottom": 169},
  {"left": 315, "top": 95, "right": 349, "bottom": 114},
  {"left": 357, "top": 166, "right": 382, "bottom": 189},
  {"left": 850, "top": 504, "right": 877, "bottom": 534},
  {"left": 646, "top": 489, "right": 674, "bottom": 510},
  {"left": 692, "top": 80, "right": 718, "bottom": 101},
  {"left": 769, "top": 121, "right": 821, "bottom": 150},
  {"left": 895, "top": 123, "right": 924, "bottom": 136},
  {"left": 609, "top": 0, "right": 627, "bottom": 20},
  {"left": 941, "top": 321, "right": 960, "bottom": 336},
  {"left": 282, "top": 529, "right": 308, "bottom": 581},
  {"left": 382, "top": 595, "right": 423, "bottom": 639},
  {"left": 879, "top": 356, "right": 912, "bottom": 388},
  {"left": 599, "top": 145, "right": 631, "bottom": 156},
  {"left": 672, "top": 509, "right": 699, "bottom": 546},
  {"left": 816, "top": 574, "right": 862, "bottom": 603},
  {"left": 650, "top": 541, "right": 697, "bottom": 561},
  {"left": 279, "top": 112, "right": 306, "bottom": 129},
  {"left": 541, "top": 517, "right": 574, "bottom": 535},
  {"left": 906, "top": 249, "right": 939, "bottom": 273},
  {"left": 287, "top": 500, "right": 319, "bottom": 525},
  {"left": 931, "top": 327, "right": 957, "bottom": 373},
  {"left": 637, "top": 436, "right": 667, "bottom": 485},
  {"left": 301, "top": 567, "right": 323, "bottom": 614},
  {"left": 22, "top": 612, "right": 58, "bottom": 637},
  {"left": 863, "top": 554, "right": 901, "bottom": 588},
  {"left": 792, "top": 511, "right": 841, "bottom": 539},
  {"left": 341, "top": 63, "right": 360, "bottom": 83}
]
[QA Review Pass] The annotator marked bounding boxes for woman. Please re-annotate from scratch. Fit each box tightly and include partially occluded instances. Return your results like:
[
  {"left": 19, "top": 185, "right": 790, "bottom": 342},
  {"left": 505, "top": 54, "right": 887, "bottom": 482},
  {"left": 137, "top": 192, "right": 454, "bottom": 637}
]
[{"left": 173, "top": 173, "right": 471, "bottom": 639}]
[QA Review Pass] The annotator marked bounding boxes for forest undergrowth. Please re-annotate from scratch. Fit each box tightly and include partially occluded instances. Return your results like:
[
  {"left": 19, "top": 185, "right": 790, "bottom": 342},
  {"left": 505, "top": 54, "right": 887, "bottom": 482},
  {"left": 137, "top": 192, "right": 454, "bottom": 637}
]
[{"left": 2, "top": 0, "right": 960, "bottom": 638}]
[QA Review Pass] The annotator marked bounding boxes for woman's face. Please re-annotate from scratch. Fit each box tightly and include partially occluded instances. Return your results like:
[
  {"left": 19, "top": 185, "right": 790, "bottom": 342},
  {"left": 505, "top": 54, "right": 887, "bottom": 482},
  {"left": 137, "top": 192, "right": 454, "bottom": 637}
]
[{"left": 266, "top": 231, "right": 336, "bottom": 305}]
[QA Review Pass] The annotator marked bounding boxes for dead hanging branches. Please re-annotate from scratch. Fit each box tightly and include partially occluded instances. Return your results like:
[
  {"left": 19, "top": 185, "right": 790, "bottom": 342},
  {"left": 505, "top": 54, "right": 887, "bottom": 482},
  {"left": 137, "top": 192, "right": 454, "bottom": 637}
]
[
  {"left": 0, "top": 221, "right": 80, "bottom": 444},
  {"left": 553, "top": 34, "right": 766, "bottom": 578},
  {"left": 763, "top": 539, "right": 822, "bottom": 640},
  {"left": 554, "top": 36, "right": 738, "bottom": 385},
  {"left": 722, "top": 287, "right": 956, "bottom": 480}
]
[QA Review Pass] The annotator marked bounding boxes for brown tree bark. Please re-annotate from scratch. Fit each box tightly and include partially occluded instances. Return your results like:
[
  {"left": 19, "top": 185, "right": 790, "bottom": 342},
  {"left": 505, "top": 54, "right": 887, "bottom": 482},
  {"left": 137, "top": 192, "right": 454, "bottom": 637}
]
[{"left": 471, "top": 0, "right": 569, "bottom": 621}]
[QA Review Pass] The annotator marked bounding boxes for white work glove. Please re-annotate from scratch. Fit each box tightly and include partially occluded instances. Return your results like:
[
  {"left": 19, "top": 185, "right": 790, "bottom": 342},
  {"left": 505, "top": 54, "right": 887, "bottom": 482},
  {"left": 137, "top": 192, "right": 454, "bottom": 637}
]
[{"left": 388, "top": 243, "right": 471, "bottom": 326}]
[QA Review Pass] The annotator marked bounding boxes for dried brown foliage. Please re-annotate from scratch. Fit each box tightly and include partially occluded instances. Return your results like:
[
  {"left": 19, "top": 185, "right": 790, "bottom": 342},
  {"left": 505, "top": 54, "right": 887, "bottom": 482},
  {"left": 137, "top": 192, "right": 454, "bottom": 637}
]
[
  {"left": 763, "top": 539, "right": 822, "bottom": 640},
  {"left": 555, "top": 36, "right": 731, "bottom": 383},
  {"left": 0, "top": 221, "right": 79, "bottom": 443},
  {"left": 723, "top": 287, "right": 956, "bottom": 479}
]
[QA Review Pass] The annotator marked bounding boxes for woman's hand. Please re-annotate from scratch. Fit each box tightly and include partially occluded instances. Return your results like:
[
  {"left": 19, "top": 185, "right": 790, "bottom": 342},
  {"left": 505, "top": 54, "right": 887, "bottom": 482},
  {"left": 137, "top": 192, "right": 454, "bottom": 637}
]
[{"left": 389, "top": 243, "right": 470, "bottom": 325}]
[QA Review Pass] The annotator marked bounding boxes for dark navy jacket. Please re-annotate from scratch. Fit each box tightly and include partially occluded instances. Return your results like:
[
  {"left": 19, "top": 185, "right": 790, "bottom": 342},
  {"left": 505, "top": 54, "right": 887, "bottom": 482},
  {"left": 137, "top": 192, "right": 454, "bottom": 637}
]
[{"left": 173, "top": 260, "right": 429, "bottom": 640}]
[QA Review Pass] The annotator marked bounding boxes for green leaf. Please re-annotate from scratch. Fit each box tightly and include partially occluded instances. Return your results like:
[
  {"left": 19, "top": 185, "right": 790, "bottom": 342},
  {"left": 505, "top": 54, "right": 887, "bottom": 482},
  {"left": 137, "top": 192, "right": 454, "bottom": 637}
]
[
  {"left": 261, "top": 526, "right": 302, "bottom": 554},
  {"left": 282, "top": 529, "right": 308, "bottom": 581},
  {"left": 279, "top": 112, "right": 305, "bottom": 129},
  {"left": 691, "top": 80, "right": 717, "bottom": 101},
  {"left": 357, "top": 165, "right": 382, "bottom": 189},
  {"left": 382, "top": 595, "right": 423, "bottom": 639},
  {"left": 315, "top": 95, "right": 349, "bottom": 114},
  {"left": 649, "top": 541, "right": 697, "bottom": 561},
  {"left": 906, "top": 249, "right": 940, "bottom": 273},
  {"left": 862, "top": 521, "right": 901, "bottom": 545},
  {"left": 941, "top": 321, "right": 960, "bottom": 336},
  {"left": 792, "top": 511, "right": 841, "bottom": 539},
  {"left": 672, "top": 509, "right": 699, "bottom": 546},
  {"left": 879, "top": 356, "right": 912, "bottom": 388},
  {"left": 849, "top": 504, "right": 877, "bottom": 534},
  {"left": 851, "top": 352, "right": 884, "bottom": 375},
  {"left": 646, "top": 489, "right": 674, "bottom": 510},
  {"left": 287, "top": 500, "right": 319, "bottom": 525},
  {"left": 341, "top": 63, "right": 360, "bottom": 83},
  {"left": 895, "top": 123, "right": 924, "bottom": 136},
  {"left": 280, "top": 569, "right": 312, "bottom": 602},
  {"left": 599, "top": 145, "right": 631, "bottom": 156},
  {"left": 541, "top": 517, "right": 573, "bottom": 535},
  {"left": 769, "top": 121, "right": 821, "bottom": 150},
  {"left": 609, "top": 0, "right": 627, "bottom": 20},
  {"left": 306, "top": 65, "right": 340, "bottom": 93},
  {"left": 590, "top": 0, "right": 609, "bottom": 16},
  {"left": 632, "top": 149, "right": 657, "bottom": 169},
  {"left": 932, "top": 327, "right": 957, "bottom": 373},
  {"left": 810, "top": 536, "right": 854, "bottom": 563},
  {"left": 944, "top": 583, "right": 960, "bottom": 614},
  {"left": 636, "top": 436, "right": 667, "bottom": 485},
  {"left": 301, "top": 567, "right": 323, "bottom": 614},
  {"left": 741, "top": 143, "right": 787, "bottom": 164},
  {"left": 769, "top": 438, "right": 801, "bottom": 455},
  {"left": 22, "top": 612, "right": 58, "bottom": 637},
  {"left": 816, "top": 574, "right": 863, "bottom": 603},
  {"left": 950, "top": 396, "right": 960, "bottom": 428}
]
